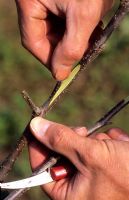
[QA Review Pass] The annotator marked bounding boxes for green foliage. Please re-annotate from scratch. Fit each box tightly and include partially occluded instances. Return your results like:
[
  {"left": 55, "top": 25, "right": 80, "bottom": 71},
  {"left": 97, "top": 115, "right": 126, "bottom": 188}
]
[{"left": 0, "top": 1, "right": 129, "bottom": 200}]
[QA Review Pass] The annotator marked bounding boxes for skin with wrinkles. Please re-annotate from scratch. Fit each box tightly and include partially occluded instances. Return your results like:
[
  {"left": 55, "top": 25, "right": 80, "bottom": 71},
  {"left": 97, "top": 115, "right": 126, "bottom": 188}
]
[
  {"left": 15, "top": 0, "right": 113, "bottom": 80},
  {"left": 29, "top": 117, "right": 129, "bottom": 200}
]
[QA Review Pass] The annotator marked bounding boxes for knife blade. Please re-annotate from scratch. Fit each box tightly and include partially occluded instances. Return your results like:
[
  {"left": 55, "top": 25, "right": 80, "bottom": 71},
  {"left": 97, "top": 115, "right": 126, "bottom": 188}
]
[
  {"left": 0, "top": 171, "right": 53, "bottom": 189},
  {"left": 0, "top": 164, "right": 72, "bottom": 190}
]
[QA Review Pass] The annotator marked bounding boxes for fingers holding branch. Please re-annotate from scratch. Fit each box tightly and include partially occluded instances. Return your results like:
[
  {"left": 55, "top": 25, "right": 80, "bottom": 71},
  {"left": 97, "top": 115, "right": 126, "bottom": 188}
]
[
  {"left": 30, "top": 117, "right": 104, "bottom": 173},
  {"left": 16, "top": 0, "right": 114, "bottom": 80}
]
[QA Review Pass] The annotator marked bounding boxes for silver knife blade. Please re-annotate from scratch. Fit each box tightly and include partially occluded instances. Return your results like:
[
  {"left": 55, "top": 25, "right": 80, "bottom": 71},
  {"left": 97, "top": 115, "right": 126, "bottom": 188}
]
[{"left": 0, "top": 171, "right": 53, "bottom": 189}]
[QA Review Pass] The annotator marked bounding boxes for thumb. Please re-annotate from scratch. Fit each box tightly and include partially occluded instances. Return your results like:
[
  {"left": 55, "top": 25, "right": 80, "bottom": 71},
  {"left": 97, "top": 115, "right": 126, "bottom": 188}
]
[{"left": 30, "top": 117, "right": 100, "bottom": 171}]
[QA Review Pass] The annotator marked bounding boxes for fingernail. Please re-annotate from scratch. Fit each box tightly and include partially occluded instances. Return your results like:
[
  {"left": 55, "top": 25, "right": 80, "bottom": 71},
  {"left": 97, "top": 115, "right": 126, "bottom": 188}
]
[
  {"left": 30, "top": 117, "right": 50, "bottom": 136},
  {"left": 75, "top": 127, "right": 87, "bottom": 132},
  {"left": 74, "top": 127, "right": 87, "bottom": 136}
]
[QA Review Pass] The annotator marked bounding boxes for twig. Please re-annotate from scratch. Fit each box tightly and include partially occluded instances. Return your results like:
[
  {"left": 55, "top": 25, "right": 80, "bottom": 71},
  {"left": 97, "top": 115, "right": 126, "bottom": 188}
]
[
  {"left": 87, "top": 95, "right": 129, "bottom": 135},
  {"left": 22, "top": 91, "right": 41, "bottom": 116},
  {"left": 1, "top": 0, "right": 129, "bottom": 199}
]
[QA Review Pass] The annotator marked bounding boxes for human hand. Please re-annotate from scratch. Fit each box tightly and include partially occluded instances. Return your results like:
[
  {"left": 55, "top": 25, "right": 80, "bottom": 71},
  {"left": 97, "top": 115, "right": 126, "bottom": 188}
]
[
  {"left": 15, "top": 0, "right": 113, "bottom": 80},
  {"left": 29, "top": 117, "right": 129, "bottom": 200}
]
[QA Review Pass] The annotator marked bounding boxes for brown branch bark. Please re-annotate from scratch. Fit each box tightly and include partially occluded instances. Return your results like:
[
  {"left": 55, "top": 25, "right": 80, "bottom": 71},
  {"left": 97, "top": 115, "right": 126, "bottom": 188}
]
[{"left": 1, "top": 0, "right": 129, "bottom": 199}]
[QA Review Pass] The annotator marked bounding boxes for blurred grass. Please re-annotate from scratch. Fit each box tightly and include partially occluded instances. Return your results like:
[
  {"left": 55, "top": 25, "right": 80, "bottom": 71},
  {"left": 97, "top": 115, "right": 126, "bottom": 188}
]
[{"left": 0, "top": 1, "right": 129, "bottom": 200}]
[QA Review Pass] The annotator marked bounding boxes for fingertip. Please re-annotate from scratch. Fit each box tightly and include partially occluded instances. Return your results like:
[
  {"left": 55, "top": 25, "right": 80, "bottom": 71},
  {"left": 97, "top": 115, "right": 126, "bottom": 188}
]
[
  {"left": 30, "top": 117, "right": 52, "bottom": 138},
  {"left": 51, "top": 40, "right": 83, "bottom": 81},
  {"left": 30, "top": 117, "right": 42, "bottom": 134},
  {"left": 53, "top": 65, "right": 72, "bottom": 81},
  {"left": 107, "top": 128, "right": 129, "bottom": 141}
]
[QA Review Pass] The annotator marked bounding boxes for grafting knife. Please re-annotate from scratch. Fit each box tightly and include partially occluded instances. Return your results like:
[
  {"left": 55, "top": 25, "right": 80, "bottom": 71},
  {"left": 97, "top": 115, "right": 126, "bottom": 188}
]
[{"left": 0, "top": 165, "right": 71, "bottom": 189}]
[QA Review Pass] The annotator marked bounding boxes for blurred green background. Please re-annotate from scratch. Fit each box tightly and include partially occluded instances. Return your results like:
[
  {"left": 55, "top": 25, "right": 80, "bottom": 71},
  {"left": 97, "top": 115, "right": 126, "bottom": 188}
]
[{"left": 0, "top": 1, "right": 129, "bottom": 199}]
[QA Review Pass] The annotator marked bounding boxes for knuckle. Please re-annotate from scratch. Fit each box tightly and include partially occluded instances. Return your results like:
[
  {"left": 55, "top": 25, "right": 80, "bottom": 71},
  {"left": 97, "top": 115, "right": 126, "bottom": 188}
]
[
  {"left": 78, "top": 8, "right": 89, "bottom": 20},
  {"left": 64, "top": 46, "right": 83, "bottom": 61},
  {"left": 75, "top": 140, "right": 95, "bottom": 166},
  {"left": 77, "top": 2, "right": 96, "bottom": 20},
  {"left": 50, "top": 125, "right": 66, "bottom": 148},
  {"left": 84, "top": 140, "right": 102, "bottom": 166}
]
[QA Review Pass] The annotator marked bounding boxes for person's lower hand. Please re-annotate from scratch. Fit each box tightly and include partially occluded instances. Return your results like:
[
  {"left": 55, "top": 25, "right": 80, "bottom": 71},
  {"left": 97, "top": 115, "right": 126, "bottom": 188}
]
[
  {"left": 15, "top": 0, "right": 113, "bottom": 80},
  {"left": 29, "top": 117, "right": 129, "bottom": 200}
]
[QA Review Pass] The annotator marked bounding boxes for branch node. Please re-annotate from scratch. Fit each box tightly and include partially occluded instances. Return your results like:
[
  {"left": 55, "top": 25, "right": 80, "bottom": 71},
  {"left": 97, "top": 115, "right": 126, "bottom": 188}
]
[{"left": 22, "top": 90, "right": 41, "bottom": 116}]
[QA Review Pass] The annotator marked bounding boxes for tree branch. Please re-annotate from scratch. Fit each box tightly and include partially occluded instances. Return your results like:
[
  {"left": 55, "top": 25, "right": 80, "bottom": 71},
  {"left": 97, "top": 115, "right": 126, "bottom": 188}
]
[{"left": 1, "top": 0, "right": 129, "bottom": 199}]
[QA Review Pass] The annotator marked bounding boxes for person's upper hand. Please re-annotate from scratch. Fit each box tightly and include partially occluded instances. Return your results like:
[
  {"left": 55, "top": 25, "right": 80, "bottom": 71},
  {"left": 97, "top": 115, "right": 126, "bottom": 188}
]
[
  {"left": 15, "top": 0, "right": 113, "bottom": 80},
  {"left": 29, "top": 117, "right": 129, "bottom": 200}
]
